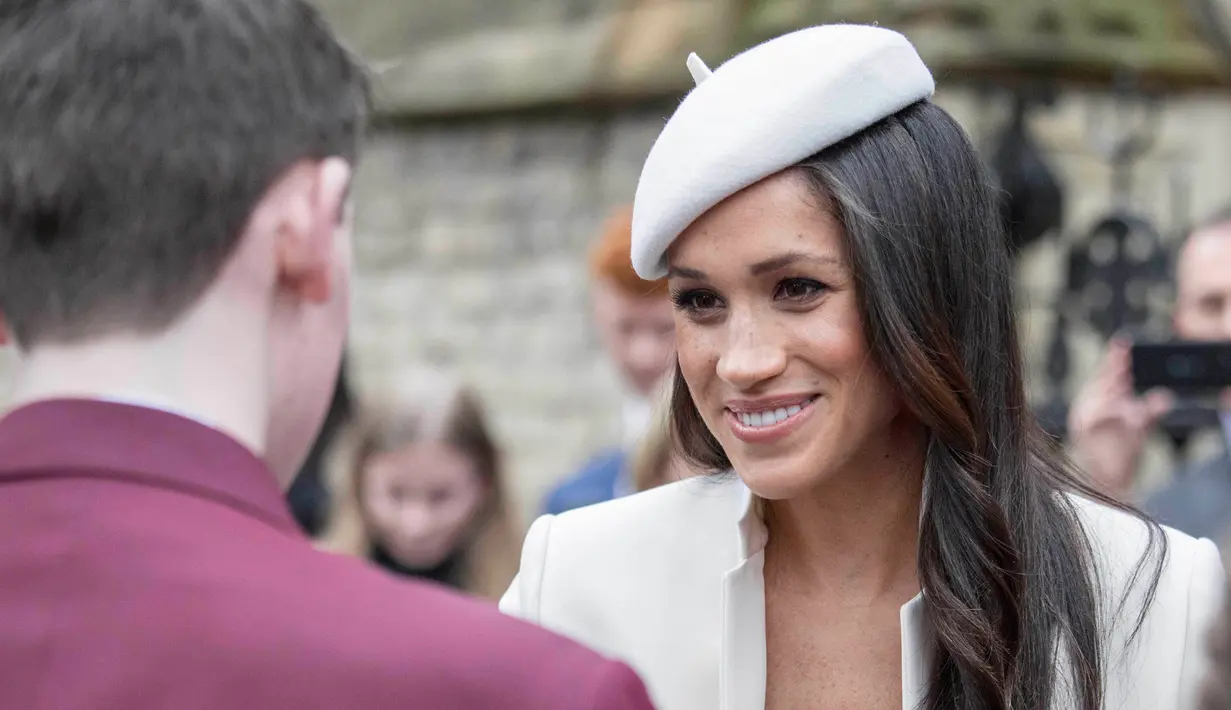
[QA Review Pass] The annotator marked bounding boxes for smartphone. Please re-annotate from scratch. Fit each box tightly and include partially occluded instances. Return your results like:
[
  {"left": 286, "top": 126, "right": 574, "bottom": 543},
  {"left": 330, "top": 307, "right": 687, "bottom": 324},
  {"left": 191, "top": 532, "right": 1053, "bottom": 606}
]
[{"left": 1130, "top": 340, "right": 1231, "bottom": 394}]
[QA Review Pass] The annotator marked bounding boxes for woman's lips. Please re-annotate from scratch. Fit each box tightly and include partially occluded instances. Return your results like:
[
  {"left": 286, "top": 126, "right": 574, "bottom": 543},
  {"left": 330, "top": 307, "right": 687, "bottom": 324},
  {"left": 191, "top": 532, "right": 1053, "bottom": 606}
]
[{"left": 724, "top": 395, "right": 819, "bottom": 444}]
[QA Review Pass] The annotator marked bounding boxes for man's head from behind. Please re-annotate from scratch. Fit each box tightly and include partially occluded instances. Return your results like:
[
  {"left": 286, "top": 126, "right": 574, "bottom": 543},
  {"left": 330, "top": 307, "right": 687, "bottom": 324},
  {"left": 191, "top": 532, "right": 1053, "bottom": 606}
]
[
  {"left": 0, "top": 0, "right": 371, "bottom": 478},
  {"left": 589, "top": 206, "right": 675, "bottom": 398}
]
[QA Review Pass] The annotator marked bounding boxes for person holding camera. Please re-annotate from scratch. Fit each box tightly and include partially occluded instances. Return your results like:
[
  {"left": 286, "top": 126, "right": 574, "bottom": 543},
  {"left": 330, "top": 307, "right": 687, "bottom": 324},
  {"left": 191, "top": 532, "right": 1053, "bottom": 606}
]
[{"left": 1069, "top": 209, "right": 1231, "bottom": 540}]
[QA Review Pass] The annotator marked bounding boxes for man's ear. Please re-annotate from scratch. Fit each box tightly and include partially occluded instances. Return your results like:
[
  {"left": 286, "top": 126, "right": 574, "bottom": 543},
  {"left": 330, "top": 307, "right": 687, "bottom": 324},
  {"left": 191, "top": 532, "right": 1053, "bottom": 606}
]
[
  {"left": 276, "top": 157, "right": 353, "bottom": 304},
  {"left": 0, "top": 312, "right": 10, "bottom": 346}
]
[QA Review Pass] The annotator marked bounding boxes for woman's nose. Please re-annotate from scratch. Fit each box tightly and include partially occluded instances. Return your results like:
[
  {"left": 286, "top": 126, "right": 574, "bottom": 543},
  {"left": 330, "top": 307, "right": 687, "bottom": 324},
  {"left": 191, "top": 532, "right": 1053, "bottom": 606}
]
[{"left": 715, "top": 323, "right": 787, "bottom": 390}]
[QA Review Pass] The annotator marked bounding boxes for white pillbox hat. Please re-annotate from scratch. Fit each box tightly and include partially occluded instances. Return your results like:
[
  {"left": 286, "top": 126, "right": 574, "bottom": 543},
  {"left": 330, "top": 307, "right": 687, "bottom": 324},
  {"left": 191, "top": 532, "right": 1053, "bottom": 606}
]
[{"left": 629, "top": 24, "right": 935, "bottom": 279}]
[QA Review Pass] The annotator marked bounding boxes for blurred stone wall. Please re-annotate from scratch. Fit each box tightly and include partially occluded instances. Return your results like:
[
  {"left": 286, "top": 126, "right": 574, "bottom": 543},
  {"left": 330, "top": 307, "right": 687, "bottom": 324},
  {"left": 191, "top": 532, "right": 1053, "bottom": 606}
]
[
  {"left": 326, "top": 0, "right": 1231, "bottom": 517},
  {"left": 346, "top": 116, "right": 667, "bottom": 519},
  {"left": 342, "top": 89, "right": 1231, "bottom": 519}
]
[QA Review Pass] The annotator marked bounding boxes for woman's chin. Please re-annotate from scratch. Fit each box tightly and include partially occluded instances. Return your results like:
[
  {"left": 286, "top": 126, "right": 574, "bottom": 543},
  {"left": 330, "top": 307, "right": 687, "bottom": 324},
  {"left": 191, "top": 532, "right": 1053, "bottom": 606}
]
[{"left": 733, "top": 460, "right": 828, "bottom": 501}]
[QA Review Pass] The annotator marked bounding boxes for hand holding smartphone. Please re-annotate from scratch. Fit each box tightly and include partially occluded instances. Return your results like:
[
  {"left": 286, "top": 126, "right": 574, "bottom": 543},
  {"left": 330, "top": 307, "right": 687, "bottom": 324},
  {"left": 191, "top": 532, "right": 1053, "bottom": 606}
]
[{"left": 1129, "top": 340, "right": 1231, "bottom": 395}]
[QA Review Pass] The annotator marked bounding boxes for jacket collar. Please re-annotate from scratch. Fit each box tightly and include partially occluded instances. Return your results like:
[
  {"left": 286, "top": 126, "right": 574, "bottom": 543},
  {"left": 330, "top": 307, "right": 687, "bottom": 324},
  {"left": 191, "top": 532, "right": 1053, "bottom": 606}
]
[
  {"left": 735, "top": 479, "right": 769, "bottom": 561},
  {"left": 730, "top": 476, "right": 935, "bottom": 706},
  {"left": 0, "top": 398, "right": 301, "bottom": 535}
]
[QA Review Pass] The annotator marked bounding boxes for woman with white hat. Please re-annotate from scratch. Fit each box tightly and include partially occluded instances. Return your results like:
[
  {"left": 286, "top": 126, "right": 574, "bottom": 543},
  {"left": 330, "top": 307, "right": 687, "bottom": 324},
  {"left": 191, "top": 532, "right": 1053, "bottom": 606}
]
[{"left": 501, "top": 24, "right": 1224, "bottom": 710}]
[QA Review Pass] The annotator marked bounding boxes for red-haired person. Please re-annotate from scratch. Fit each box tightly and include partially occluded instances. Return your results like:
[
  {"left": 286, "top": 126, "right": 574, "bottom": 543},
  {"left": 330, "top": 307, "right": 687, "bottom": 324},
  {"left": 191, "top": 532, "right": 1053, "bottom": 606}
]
[{"left": 542, "top": 206, "right": 676, "bottom": 514}]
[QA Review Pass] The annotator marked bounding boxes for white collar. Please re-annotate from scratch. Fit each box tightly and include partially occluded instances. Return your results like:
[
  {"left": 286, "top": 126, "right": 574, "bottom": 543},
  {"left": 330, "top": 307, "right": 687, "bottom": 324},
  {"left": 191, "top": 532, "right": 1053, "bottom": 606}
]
[
  {"left": 731, "top": 479, "right": 929, "bottom": 612},
  {"left": 97, "top": 393, "right": 218, "bottom": 430},
  {"left": 726, "top": 477, "right": 934, "bottom": 703},
  {"left": 734, "top": 480, "right": 769, "bottom": 561}
]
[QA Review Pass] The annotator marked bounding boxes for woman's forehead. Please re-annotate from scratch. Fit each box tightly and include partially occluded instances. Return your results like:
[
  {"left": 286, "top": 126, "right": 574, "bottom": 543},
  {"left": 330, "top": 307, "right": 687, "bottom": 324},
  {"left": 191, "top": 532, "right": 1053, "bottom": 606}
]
[{"left": 668, "top": 174, "right": 845, "bottom": 270}]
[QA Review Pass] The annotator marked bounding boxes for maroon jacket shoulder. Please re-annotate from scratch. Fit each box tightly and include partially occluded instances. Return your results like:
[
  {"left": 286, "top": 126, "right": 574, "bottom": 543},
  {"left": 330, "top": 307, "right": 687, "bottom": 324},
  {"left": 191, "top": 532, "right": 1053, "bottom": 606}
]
[
  {"left": 0, "top": 401, "right": 656, "bottom": 710},
  {"left": 258, "top": 543, "right": 657, "bottom": 710}
]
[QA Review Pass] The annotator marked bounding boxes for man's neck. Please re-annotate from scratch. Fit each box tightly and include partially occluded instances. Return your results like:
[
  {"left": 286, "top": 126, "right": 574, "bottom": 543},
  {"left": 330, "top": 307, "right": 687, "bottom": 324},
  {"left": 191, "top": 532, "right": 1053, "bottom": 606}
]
[{"left": 9, "top": 332, "right": 269, "bottom": 458}]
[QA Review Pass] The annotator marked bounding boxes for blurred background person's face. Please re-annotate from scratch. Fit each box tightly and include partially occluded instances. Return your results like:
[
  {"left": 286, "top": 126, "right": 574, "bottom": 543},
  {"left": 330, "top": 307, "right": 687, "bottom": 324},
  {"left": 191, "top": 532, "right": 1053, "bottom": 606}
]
[
  {"left": 1175, "top": 223, "right": 1231, "bottom": 342},
  {"left": 361, "top": 439, "right": 486, "bottom": 570},
  {"left": 1174, "top": 223, "right": 1231, "bottom": 409},
  {"left": 592, "top": 278, "right": 676, "bottom": 398},
  {"left": 588, "top": 205, "right": 676, "bottom": 400}
]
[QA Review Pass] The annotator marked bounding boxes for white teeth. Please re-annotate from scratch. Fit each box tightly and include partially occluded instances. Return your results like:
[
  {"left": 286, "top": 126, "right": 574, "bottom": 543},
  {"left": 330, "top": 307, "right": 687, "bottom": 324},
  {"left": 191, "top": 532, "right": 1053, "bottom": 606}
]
[{"left": 735, "top": 398, "right": 815, "bottom": 428}]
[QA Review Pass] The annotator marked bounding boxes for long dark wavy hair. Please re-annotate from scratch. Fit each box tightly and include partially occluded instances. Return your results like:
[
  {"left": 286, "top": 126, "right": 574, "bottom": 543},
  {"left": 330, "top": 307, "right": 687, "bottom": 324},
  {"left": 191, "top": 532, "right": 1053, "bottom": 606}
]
[{"left": 669, "top": 100, "right": 1166, "bottom": 710}]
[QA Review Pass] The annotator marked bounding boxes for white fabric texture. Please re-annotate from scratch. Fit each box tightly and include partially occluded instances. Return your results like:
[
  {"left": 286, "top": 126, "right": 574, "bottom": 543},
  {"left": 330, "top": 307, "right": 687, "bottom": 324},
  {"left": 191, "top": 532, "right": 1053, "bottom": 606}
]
[
  {"left": 501, "top": 475, "right": 1226, "bottom": 710},
  {"left": 630, "top": 24, "right": 935, "bottom": 280}
]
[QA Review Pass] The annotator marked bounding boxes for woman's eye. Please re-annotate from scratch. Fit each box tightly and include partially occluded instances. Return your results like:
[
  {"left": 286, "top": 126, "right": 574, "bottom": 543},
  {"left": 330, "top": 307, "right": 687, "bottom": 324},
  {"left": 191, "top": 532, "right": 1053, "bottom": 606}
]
[
  {"left": 776, "top": 278, "right": 824, "bottom": 301},
  {"left": 671, "top": 289, "right": 722, "bottom": 313},
  {"left": 689, "top": 293, "right": 720, "bottom": 310}
]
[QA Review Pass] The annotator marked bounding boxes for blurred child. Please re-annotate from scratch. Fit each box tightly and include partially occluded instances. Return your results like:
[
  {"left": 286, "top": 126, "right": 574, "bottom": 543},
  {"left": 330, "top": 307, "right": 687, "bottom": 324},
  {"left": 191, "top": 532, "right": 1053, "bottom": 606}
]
[{"left": 321, "top": 370, "right": 520, "bottom": 600}]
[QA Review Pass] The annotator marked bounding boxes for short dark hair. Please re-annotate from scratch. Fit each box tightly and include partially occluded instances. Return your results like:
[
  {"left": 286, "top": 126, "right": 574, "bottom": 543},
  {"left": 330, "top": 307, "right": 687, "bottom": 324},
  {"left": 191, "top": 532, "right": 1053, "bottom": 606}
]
[{"left": 0, "top": 0, "right": 372, "bottom": 346}]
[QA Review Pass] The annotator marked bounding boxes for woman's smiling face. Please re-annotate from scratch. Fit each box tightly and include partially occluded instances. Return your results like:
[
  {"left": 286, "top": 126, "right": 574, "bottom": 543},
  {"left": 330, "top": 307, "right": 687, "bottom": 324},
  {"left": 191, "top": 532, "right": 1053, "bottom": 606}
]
[{"left": 666, "top": 171, "right": 904, "bottom": 499}]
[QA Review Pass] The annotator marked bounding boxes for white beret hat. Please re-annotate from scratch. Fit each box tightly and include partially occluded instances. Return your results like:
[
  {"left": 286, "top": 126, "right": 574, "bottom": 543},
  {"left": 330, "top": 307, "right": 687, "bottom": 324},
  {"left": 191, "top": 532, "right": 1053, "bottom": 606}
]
[{"left": 630, "top": 24, "right": 935, "bottom": 280}]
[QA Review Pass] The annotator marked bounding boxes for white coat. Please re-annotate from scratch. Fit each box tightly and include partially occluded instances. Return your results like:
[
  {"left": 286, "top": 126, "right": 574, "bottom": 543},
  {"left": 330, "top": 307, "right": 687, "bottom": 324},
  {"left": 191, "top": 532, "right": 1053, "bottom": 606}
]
[{"left": 501, "top": 476, "right": 1226, "bottom": 710}]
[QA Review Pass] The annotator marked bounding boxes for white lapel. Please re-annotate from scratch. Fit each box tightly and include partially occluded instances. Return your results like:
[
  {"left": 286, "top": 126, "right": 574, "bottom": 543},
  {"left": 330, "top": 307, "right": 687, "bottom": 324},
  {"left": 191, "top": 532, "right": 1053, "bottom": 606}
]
[
  {"left": 720, "top": 484, "right": 768, "bottom": 710},
  {"left": 901, "top": 468, "right": 934, "bottom": 708},
  {"left": 899, "top": 593, "right": 934, "bottom": 708},
  {"left": 720, "top": 481, "right": 934, "bottom": 710}
]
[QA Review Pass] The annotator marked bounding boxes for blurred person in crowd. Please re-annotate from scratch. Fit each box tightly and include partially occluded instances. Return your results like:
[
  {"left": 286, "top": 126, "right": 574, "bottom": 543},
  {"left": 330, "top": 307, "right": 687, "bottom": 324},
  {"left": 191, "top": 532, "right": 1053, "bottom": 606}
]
[
  {"left": 1069, "top": 207, "right": 1231, "bottom": 538},
  {"left": 0, "top": 2, "right": 653, "bottom": 709},
  {"left": 320, "top": 371, "right": 520, "bottom": 601},
  {"left": 287, "top": 356, "right": 354, "bottom": 535},
  {"left": 624, "top": 388, "right": 696, "bottom": 495},
  {"left": 542, "top": 205, "right": 676, "bottom": 514},
  {"left": 502, "top": 25, "right": 1225, "bottom": 710}
]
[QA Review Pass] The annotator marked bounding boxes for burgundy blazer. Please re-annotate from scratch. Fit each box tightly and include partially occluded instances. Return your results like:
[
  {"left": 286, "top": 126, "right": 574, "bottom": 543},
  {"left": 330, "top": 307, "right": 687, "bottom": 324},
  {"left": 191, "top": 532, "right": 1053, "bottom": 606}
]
[{"left": 0, "top": 399, "right": 655, "bottom": 710}]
